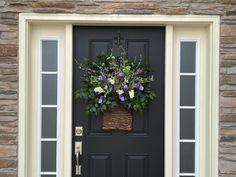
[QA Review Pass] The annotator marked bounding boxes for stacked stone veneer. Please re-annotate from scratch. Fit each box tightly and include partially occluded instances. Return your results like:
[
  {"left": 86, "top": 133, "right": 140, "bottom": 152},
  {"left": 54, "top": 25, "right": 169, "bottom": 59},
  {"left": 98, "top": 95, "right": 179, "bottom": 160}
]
[{"left": 0, "top": 0, "right": 236, "bottom": 176}]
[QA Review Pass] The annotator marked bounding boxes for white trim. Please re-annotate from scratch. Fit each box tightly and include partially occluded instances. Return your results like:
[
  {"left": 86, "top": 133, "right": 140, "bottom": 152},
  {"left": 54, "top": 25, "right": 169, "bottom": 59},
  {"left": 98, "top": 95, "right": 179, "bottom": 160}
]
[
  {"left": 19, "top": 13, "right": 219, "bottom": 24},
  {"left": 63, "top": 23, "right": 73, "bottom": 177},
  {"left": 37, "top": 37, "right": 42, "bottom": 177},
  {"left": 176, "top": 38, "right": 180, "bottom": 177},
  {"left": 41, "top": 138, "right": 58, "bottom": 141},
  {"left": 41, "top": 105, "right": 58, "bottom": 108},
  {"left": 179, "top": 173, "right": 196, "bottom": 176},
  {"left": 179, "top": 140, "right": 196, "bottom": 143},
  {"left": 179, "top": 106, "right": 196, "bottom": 109},
  {"left": 165, "top": 24, "right": 174, "bottom": 177},
  {"left": 18, "top": 14, "right": 220, "bottom": 177},
  {"left": 56, "top": 37, "right": 61, "bottom": 177},
  {"left": 41, "top": 71, "right": 58, "bottom": 74},
  {"left": 40, "top": 172, "right": 57, "bottom": 175},
  {"left": 180, "top": 73, "right": 197, "bottom": 76},
  {"left": 207, "top": 18, "right": 219, "bottom": 177},
  {"left": 195, "top": 40, "right": 200, "bottom": 177},
  {"left": 18, "top": 13, "right": 28, "bottom": 177}
]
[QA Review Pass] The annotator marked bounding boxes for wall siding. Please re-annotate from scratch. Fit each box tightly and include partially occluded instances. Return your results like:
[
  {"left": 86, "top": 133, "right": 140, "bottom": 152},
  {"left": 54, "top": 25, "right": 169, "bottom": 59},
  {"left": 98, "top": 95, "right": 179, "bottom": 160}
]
[{"left": 0, "top": 0, "right": 235, "bottom": 177}]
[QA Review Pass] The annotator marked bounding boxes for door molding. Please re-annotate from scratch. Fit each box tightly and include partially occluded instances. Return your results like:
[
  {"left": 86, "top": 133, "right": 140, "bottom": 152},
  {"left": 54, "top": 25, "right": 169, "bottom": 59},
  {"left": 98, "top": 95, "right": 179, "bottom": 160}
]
[{"left": 18, "top": 14, "right": 219, "bottom": 177}]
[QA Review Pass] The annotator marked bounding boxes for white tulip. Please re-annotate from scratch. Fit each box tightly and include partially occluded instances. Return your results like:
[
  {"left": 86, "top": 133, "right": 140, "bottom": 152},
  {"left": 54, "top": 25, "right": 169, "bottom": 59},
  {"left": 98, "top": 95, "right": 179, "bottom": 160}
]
[
  {"left": 116, "top": 89, "right": 124, "bottom": 95},
  {"left": 94, "top": 87, "right": 105, "bottom": 93},
  {"left": 129, "top": 90, "right": 134, "bottom": 99},
  {"left": 108, "top": 78, "right": 115, "bottom": 85}
]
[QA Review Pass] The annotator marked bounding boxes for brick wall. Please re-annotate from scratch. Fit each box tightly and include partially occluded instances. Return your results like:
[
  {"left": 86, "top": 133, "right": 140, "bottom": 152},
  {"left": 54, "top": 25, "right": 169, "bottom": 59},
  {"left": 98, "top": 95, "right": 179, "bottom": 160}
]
[{"left": 0, "top": 0, "right": 236, "bottom": 176}]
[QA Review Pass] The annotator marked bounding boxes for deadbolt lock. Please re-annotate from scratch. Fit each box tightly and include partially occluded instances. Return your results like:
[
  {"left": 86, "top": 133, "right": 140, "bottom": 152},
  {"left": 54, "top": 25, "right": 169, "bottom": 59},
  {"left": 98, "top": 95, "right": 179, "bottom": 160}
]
[{"left": 75, "top": 126, "right": 83, "bottom": 137}]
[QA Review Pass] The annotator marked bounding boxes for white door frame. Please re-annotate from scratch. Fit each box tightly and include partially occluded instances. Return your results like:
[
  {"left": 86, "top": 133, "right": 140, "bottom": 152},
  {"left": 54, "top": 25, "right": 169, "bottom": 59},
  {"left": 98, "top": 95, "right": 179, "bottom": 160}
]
[{"left": 18, "top": 14, "right": 219, "bottom": 177}]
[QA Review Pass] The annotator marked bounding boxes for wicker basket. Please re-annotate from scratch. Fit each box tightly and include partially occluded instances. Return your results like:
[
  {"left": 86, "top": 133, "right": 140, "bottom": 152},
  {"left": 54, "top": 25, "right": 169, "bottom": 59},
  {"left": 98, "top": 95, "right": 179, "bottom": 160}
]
[{"left": 102, "top": 106, "right": 132, "bottom": 131}]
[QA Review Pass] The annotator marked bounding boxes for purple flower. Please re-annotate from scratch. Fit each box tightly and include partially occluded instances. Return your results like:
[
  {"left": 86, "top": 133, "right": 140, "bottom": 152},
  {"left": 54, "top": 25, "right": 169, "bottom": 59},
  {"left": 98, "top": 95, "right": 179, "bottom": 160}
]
[
  {"left": 98, "top": 75, "right": 105, "bottom": 81},
  {"left": 98, "top": 96, "right": 104, "bottom": 104},
  {"left": 117, "top": 72, "right": 124, "bottom": 79},
  {"left": 118, "top": 95, "right": 125, "bottom": 102},
  {"left": 123, "top": 84, "right": 128, "bottom": 90},
  {"left": 135, "top": 83, "right": 144, "bottom": 91},
  {"left": 135, "top": 68, "right": 142, "bottom": 75}
]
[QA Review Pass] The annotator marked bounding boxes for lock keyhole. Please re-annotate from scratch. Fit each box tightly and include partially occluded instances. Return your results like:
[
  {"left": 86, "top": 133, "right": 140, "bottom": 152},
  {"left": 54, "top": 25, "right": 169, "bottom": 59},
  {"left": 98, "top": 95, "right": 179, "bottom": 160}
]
[{"left": 75, "top": 126, "right": 83, "bottom": 136}]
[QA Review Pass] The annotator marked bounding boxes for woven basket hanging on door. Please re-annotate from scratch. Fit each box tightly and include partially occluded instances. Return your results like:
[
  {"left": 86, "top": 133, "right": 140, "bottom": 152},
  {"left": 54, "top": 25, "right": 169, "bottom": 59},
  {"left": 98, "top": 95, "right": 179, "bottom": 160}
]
[{"left": 102, "top": 106, "right": 132, "bottom": 131}]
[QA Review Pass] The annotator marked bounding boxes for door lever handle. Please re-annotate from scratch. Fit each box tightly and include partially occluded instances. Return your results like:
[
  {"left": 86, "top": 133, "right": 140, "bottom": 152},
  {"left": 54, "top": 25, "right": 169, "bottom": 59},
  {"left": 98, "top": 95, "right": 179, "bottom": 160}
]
[
  {"left": 75, "top": 142, "right": 82, "bottom": 175},
  {"left": 75, "top": 150, "right": 81, "bottom": 175}
]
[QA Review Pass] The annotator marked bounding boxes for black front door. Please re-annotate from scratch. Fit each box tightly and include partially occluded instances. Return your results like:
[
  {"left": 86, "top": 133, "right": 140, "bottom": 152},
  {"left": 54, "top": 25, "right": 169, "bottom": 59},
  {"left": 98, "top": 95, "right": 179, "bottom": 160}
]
[{"left": 73, "top": 26, "right": 165, "bottom": 177}]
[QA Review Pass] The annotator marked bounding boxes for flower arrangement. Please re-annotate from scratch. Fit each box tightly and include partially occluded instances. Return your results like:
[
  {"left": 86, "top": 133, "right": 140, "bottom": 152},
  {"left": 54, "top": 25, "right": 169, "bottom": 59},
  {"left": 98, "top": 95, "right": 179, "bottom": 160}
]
[{"left": 75, "top": 51, "right": 156, "bottom": 115}]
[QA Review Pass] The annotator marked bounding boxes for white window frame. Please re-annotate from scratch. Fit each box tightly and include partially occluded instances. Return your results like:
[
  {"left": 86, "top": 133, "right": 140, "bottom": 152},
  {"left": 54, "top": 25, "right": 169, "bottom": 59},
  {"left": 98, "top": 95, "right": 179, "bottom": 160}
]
[
  {"left": 176, "top": 39, "right": 200, "bottom": 177},
  {"left": 18, "top": 14, "right": 219, "bottom": 177},
  {"left": 38, "top": 38, "right": 61, "bottom": 177}
]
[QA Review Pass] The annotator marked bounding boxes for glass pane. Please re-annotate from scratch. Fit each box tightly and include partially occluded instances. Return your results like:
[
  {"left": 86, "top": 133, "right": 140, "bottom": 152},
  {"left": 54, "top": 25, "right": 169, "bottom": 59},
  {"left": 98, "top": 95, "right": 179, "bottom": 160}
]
[
  {"left": 42, "top": 74, "right": 57, "bottom": 105},
  {"left": 180, "top": 109, "right": 195, "bottom": 139},
  {"left": 180, "top": 76, "right": 195, "bottom": 106},
  {"left": 180, "top": 42, "right": 196, "bottom": 73},
  {"left": 42, "top": 108, "right": 57, "bottom": 138},
  {"left": 42, "top": 40, "right": 57, "bottom": 72},
  {"left": 180, "top": 142, "right": 195, "bottom": 173},
  {"left": 41, "top": 141, "right": 57, "bottom": 172}
]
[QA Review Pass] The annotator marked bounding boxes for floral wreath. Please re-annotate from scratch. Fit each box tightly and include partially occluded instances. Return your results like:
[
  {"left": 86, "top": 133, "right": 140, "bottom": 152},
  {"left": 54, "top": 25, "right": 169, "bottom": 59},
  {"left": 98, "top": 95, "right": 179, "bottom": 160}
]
[{"left": 75, "top": 51, "right": 156, "bottom": 115}]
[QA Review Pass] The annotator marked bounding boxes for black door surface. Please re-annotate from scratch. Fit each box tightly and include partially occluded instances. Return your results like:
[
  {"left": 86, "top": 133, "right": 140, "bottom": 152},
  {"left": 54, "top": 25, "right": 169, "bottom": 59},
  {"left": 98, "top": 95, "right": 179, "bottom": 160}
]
[{"left": 73, "top": 26, "right": 165, "bottom": 177}]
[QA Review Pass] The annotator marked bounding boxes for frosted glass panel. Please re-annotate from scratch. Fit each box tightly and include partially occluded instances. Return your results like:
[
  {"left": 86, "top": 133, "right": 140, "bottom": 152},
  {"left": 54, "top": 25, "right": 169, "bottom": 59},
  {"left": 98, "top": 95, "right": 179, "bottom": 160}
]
[
  {"left": 180, "top": 109, "right": 195, "bottom": 139},
  {"left": 41, "top": 141, "right": 57, "bottom": 172},
  {"left": 180, "top": 76, "right": 195, "bottom": 106},
  {"left": 42, "top": 40, "right": 57, "bottom": 72},
  {"left": 42, "top": 74, "right": 57, "bottom": 105},
  {"left": 180, "top": 42, "right": 196, "bottom": 73},
  {"left": 42, "top": 108, "right": 57, "bottom": 138},
  {"left": 180, "top": 142, "right": 195, "bottom": 173}
]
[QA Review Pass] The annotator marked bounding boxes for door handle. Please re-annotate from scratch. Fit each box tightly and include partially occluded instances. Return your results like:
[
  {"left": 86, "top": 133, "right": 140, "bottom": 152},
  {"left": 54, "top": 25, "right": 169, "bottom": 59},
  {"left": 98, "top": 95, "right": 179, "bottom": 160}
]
[
  {"left": 75, "top": 150, "right": 81, "bottom": 175},
  {"left": 75, "top": 142, "right": 82, "bottom": 175}
]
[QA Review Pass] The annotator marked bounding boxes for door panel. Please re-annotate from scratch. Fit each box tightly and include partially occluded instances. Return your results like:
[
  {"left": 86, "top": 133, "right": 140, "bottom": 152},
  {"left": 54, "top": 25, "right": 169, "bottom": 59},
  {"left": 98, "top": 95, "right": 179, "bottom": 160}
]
[
  {"left": 88, "top": 154, "right": 112, "bottom": 177},
  {"left": 73, "top": 26, "right": 165, "bottom": 177},
  {"left": 126, "top": 154, "right": 148, "bottom": 177}
]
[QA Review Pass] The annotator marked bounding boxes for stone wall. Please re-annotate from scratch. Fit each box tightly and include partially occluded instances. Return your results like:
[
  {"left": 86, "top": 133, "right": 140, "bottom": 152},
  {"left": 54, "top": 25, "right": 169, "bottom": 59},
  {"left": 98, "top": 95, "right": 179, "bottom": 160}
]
[{"left": 0, "top": 0, "right": 236, "bottom": 177}]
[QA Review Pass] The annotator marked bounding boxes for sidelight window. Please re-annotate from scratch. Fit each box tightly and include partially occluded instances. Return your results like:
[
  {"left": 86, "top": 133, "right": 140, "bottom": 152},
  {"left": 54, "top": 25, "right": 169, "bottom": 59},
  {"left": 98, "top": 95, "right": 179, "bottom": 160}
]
[
  {"left": 177, "top": 40, "right": 199, "bottom": 177},
  {"left": 39, "top": 40, "right": 60, "bottom": 177}
]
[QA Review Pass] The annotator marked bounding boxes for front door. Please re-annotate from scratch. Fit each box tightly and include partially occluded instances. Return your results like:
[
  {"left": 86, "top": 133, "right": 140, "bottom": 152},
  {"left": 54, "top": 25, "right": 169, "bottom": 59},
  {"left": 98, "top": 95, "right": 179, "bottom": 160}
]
[{"left": 73, "top": 26, "right": 165, "bottom": 177}]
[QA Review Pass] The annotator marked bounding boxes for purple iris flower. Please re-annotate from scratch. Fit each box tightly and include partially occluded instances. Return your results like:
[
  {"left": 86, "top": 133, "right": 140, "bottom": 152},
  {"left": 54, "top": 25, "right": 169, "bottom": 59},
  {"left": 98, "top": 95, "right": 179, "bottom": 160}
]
[
  {"left": 119, "top": 95, "right": 125, "bottom": 102},
  {"left": 123, "top": 84, "right": 128, "bottom": 90},
  {"left": 98, "top": 96, "right": 104, "bottom": 104},
  {"left": 117, "top": 72, "right": 124, "bottom": 79},
  {"left": 135, "top": 83, "right": 144, "bottom": 91},
  {"left": 98, "top": 75, "right": 105, "bottom": 81}
]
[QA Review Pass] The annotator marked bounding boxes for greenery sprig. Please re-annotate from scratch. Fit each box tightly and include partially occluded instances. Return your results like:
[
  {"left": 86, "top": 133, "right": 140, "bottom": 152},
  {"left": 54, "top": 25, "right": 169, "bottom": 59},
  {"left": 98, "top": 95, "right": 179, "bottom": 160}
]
[{"left": 75, "top": 51, "right": 156, "bottom": 115}]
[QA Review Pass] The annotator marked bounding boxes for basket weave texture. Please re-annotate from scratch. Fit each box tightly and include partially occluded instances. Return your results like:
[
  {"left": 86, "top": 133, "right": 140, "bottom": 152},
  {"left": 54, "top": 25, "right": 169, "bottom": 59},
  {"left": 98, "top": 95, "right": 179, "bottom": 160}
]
[{"left": 102, "top": 106, "right": 132, "bottom": 131}]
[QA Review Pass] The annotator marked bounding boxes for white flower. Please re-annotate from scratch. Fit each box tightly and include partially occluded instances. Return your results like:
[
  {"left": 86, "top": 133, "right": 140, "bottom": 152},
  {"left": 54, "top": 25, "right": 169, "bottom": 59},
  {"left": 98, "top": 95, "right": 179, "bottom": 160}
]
[
  {"left": 129, "top": 90, "right": 134, "bottom": 99},
  {"left": 94, "top": 87, "right": 105, "bottom": 93},
  {"left": 104, "top": 85, "right": 108, "bottom": 90},
  {"left": 108, "top": 78, "right": 115, "bottom": 85},
  {"left": 124, "top": 77, "right": 129, "bottom": 83},
  {"left": 150, "top": 75, "right": 154, "bottom": 81},
  {"left": 116, "top": 89, "right": 124, "bottom": 95}
]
